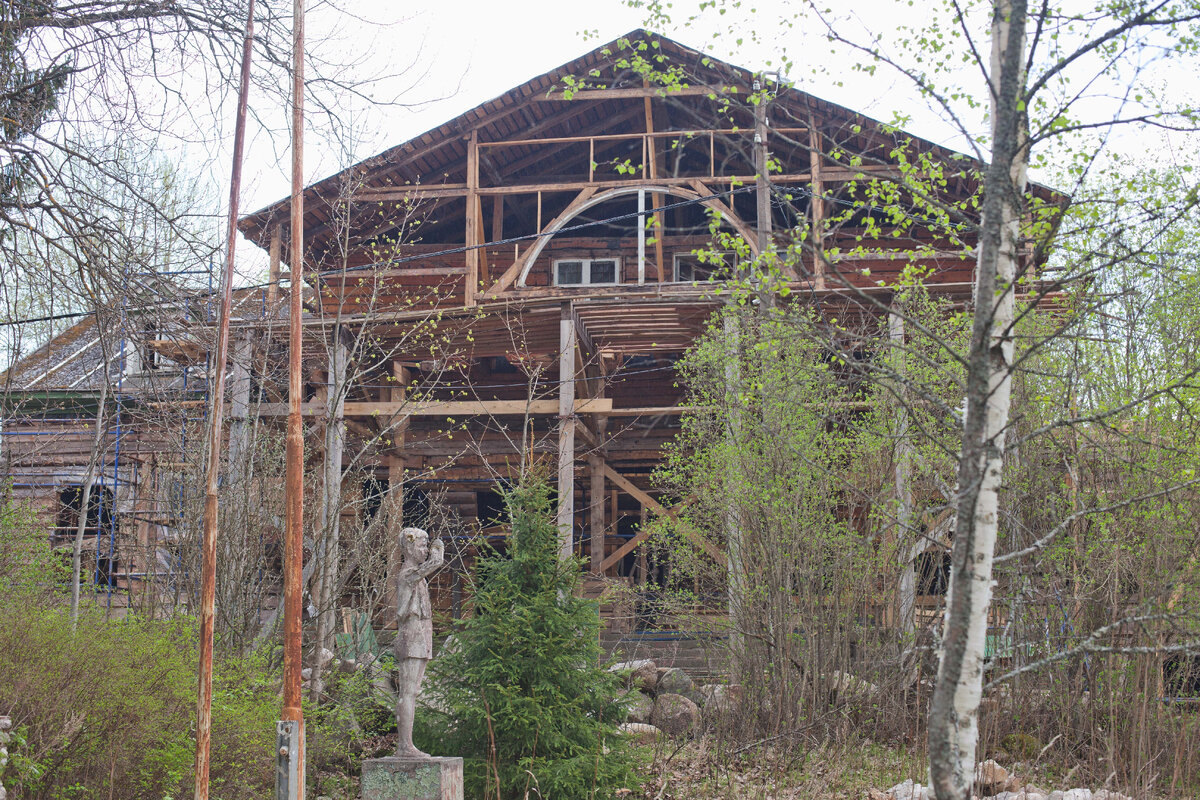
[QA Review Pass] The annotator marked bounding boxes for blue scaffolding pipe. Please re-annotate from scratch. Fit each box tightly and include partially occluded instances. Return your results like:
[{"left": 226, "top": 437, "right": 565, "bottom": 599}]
[{"left": 0, "top": 429, "right": 124, "bottom": 436}]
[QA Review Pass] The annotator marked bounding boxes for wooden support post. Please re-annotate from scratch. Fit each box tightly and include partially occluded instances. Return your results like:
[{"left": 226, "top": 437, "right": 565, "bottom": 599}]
[
  {"left": 557, "top": 302, "right": 576, "bottom": 560},
  {"left": 637, "top": 189, "right": 646, "bottom": 285},
  {"left": 227, "top": 334, "right": 252, "bottom": 481},
  {"left": 491, "top": 195, "right": 504, "bottom": 243},
  {"left": 311, "top": 337, "right": 346, "bottom": 698},
  {"left": 589, "top": 453, "right": 605, "bottom": 573},
  {"left": 891, "top": 307, "right": 916, "bottom": 634},
  {"left": 385, "top": 360, "right": 411, "bottom": 618},
  {"left": 754, "top": 80, "right": 772, "bottom": 256},
  {"left": 465, "top": 129, "right": 480, "bottom": 307},
  {"left": 809, "top": 115, "right": 826, "bottom": 290},
  {"left": 643, "top": 89, "right": 665, "bottom": 281},
  {"left": 267, "top": 223, "right": 282, "bottom": 310},
  {"left": 636, "top": 505, "right": 648, "bottom": 587},
  {"left": 723, "top": 311, "right": 744, "bottom": 661}
]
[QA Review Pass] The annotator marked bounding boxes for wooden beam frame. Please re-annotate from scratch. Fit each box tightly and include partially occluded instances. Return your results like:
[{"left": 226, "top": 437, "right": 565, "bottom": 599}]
[
  {"left": 484, "top": 187, "right": 598, "bottom": 297},
  {"left": 489, "top": 184, "right": 760, "bottom": 295},
  {"left": 599, "top": 464, "right": 725, "bottom": 566}
]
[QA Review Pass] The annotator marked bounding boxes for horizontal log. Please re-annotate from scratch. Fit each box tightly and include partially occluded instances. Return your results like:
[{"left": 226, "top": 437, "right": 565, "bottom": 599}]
[{"left": 248, "top": 398, "right": 614, "bottom": 417}]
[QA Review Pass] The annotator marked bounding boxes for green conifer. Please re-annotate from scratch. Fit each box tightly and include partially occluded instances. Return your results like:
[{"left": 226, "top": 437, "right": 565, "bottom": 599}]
[{"left": 423, "top": 474, "right": 636, "bottom": 800}]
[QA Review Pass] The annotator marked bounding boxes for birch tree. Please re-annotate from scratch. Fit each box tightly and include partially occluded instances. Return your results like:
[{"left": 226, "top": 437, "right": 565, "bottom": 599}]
[
  {"left": 928, "top": 1, "right": 1027, "bottom": 793},
  {"left": 624, "top": 0, "right": 1200, "bottom": 795}
]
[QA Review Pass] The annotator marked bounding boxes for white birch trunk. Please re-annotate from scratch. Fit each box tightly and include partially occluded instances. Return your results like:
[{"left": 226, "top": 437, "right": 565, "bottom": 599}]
[
  {"left": 929, "top": 0, "right": 1028, "bottom": 796},
  {"left": 310, "top": 339, "right": 346, "bottom": 698}
]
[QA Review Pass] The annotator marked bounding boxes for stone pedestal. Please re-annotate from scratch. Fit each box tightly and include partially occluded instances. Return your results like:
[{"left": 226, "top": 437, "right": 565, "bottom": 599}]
[{"left": 361, "top": 756, "right": 463, "bottom": 800}]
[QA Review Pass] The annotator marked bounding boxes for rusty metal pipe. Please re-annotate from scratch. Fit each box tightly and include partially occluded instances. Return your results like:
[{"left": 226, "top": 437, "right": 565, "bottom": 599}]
[
  {"left": 281, "top": 0, "right": 307, "bottom": 792},
  {"left": 194, "top": 1, "right": 255, "bottom": 797}
]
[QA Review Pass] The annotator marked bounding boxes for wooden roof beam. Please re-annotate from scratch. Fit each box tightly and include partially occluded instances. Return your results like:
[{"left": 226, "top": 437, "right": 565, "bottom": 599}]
[{"left": 538, "top": 86, "right": 741, "bottom": 101}]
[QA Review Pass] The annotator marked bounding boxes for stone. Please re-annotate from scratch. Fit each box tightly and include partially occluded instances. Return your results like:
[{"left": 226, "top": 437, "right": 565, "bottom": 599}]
[
  {"left": 609, "top": 659, "right": 657, "bottom": 692},
  {"left": 826, "top": 670, "right": 878, "bottom": 700},
  {"left": 617, "top": 722, "right": 662, "bottom": 744},
  {"left": 301, "top": 667, "right": 313, "bottom": 681},
  {"left": 622, "top": 690, "right": 654, "bottom": 724},
  {"left": 976, "top": 759, "right": 1010, "bottom": 795},
  {"left": 885, "top": 779, "right": 932, "bottom": 800},
  {"left": 699, "top": 684, "right": 742, "bottom": 724},
  {"left": 657, "top": 667, "right": 694, "bottom": 697},
  {"left": 317, "top": 647, "right": 336, "bottom": 668},
  {"left": 650, "top": 693, "right": 700, "bottom": 738},
  {"left": 339, "top": 658, "right": 358, "bottom": 674},
  {"left": 361, "top": 756, "right": 463, "bottom": 800}
]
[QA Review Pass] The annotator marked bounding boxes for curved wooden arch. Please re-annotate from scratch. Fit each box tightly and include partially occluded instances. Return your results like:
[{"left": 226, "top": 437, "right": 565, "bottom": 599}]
[{"left": 505, "top": 184, "right": 759, "bottom": 290}]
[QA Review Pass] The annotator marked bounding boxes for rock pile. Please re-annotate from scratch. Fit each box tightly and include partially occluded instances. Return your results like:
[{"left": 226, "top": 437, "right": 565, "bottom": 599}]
[
  {"left": 874, "top": 760, "right": 1135, "bottom": 800},
  {"left": 608, "top": 660, "right": 739, "bottom": 740}
]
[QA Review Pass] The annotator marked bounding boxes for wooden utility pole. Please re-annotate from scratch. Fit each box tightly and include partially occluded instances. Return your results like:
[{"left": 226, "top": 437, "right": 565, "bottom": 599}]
[
  {"left": 278, "top": 0, "right": 306, "bottom": 795},
  {"left": 193, "top": 2, "right": 254, "bottom": 798}
]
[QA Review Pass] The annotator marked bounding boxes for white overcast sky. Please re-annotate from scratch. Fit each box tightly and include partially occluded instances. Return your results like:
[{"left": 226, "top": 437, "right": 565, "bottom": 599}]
[
  {"left": 218, "top": 0, "right": 1198, "bottom": 272},
  {"left": 232, "top": 0, "right": 955, "bottom": 219}
]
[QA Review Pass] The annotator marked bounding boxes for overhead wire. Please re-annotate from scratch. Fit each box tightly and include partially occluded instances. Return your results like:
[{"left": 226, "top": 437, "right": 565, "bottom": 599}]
[{"left": 0, "top": 171, "right": 973, "bottom": 332}]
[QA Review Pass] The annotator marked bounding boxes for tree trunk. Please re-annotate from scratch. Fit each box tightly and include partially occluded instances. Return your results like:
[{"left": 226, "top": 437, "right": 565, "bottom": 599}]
[
  {"left": 928, "top": 0, "right": 1029, "bottom": 797},
  {"left": 70, "top": 371, "right": 110, "bottom": 628}
]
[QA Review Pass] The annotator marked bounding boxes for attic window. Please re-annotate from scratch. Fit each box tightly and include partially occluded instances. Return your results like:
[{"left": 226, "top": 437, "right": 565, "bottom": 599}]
[{"left": 553, "top": 258, "right": 620, "bottom": 287}]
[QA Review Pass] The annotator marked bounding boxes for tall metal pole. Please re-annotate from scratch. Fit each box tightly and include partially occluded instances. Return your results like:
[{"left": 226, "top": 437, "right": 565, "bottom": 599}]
[
  {"left": 194, "top": 1, "right": 255, "bottom": 797},
  {"left": 279, "top": 0, "right": 307, "bottom": 795}
]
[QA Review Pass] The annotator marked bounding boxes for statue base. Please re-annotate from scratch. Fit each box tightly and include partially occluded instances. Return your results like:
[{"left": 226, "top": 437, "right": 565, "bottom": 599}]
[{"left": 361, "top": 756, "right": 463, "bottom": 800}]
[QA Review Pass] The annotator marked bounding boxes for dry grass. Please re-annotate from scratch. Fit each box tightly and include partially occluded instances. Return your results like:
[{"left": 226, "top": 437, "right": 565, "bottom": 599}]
[{"left": 632, "top": 737, "right": 925, "bottom": 800}]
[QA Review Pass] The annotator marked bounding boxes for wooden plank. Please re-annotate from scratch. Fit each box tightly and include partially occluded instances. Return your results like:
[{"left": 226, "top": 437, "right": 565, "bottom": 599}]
[
  {"left": 465, "top": 129, "right": 480, "bottom": 307},
  {"left": 536, "top": 86, "right": 737, "bottom": 101},
  {"left": 557, "top": 302, "right": 576, "bottom": 559},
  {"left": 755, "top": 92, "right": 772, "bottom": 255},
  {"left": 643, "top": 86, "right": 665, "bottom": 282},
  {"left": 250, "top": 398, "right": 614, "bottom": 417},
  {"left": 600, "top": 464, "right": 725, "bottom": 565},
  {"left": 491, "top": 195, "right": 503, "bottom": 243},
  {"left": 355, "top": 173, "right": 828, "bottom": 201},
  {"left": 268, "top": 223, "right": 282, "bottom": 308},
  {"left": 324, "top": 266, "right": 467, "bottom": 279},
  {"left": 809, "top": 113, "right": 826, "bottom": 290}
]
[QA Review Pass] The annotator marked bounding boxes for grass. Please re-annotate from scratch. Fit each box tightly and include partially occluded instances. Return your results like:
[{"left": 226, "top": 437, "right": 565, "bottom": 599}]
[{"left": 633, "top": 737, "right": 926, "bottom": 800}]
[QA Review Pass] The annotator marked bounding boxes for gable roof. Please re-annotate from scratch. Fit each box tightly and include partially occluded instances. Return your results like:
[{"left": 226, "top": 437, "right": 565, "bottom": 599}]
[{"left": 239, "top": 28, "right": 1056, "bottom": 258}]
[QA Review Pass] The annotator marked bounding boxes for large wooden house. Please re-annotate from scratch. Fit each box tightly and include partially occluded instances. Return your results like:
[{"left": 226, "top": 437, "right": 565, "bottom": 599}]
[{"left": 0, "top": 30, "right": 1060, "bottom": 625}]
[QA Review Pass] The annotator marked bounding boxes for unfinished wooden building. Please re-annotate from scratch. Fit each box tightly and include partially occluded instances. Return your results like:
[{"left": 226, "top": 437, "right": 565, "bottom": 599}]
[{"left": 0, "top": 30, "right": 1059, "bottom": 627}]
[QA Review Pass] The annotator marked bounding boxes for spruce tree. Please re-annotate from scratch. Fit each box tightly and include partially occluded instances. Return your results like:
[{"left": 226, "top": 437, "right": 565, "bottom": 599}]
[{"left": 424, "top": 474, "right": 636, "bottom": 800}]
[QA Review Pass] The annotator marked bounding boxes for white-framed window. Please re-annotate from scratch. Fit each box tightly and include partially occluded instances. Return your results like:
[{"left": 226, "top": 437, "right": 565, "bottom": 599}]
[
  {"left": 673, "top": 252, "right": 732, "bottom": 282},
  {"left": 552, "top": 258, "right": 620, "bottom": 287}
]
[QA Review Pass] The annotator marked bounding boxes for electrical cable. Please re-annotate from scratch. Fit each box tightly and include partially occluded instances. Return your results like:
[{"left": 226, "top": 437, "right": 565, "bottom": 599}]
[{"left": 0, "top": 185, "right": 757, "bottom": 329}]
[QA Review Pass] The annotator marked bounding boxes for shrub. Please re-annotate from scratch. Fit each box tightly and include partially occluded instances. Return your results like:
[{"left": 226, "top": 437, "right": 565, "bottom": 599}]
[
  {"left": 424, "top": 475, "right": 637, "bottom": 800},
  {"left": 0, "top": 499, "right": 277, "bottom": 799}
]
